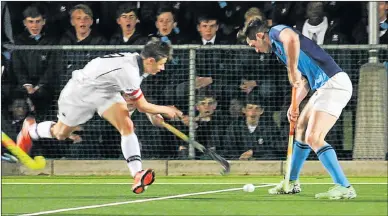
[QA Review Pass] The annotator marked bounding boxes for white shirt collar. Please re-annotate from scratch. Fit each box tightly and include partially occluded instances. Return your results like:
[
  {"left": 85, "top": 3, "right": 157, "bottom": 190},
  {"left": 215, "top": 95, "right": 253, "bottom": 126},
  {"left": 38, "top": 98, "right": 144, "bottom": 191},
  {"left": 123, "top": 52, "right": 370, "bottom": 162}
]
[{"left": 202, "top": 35, "right": 216, "bottom": 45}]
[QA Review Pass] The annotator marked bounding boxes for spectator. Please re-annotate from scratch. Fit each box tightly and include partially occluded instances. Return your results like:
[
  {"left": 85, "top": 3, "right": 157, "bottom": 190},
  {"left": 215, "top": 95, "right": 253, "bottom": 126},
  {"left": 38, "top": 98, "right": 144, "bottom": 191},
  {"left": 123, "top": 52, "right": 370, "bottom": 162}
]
[
  {"left": 353, "top": 1, "right": 388, "bottom": 44},
  {"left": 12, "top": 5, "right": 58, "bottom": 117},
  {"left": 295, "top": 2, "right": 349, "bottom": 45},
  {"left": 191, "top": 14, "right": 230, "bottom": 45},
  {"left": 179, "top": 89, "right": 222, "bottom": 159},
  {"left": 224, "top": 94, "right": 279, "bottom": 160},
  {"left": 148, "top": 7, "right": 186, "bottom": 44},
  {"left": 59, "top": 4, "right": 106, "bottom": 45},
  {"left": 109, "top": 3, "right": 147, "bottom": 45},
  {"left": 188, "top": 15, "right": 232, "bottom": 114}
]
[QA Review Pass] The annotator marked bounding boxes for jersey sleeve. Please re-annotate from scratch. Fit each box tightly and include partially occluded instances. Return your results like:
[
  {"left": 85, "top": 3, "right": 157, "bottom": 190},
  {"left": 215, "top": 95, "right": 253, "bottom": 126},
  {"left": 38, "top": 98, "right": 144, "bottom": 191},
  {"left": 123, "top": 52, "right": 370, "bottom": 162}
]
[
  {"left": 269, "top": 25, "right": 289, "bottom": 42},
  {"left": 119, "top": 67, "right": 143, "bottom": 101}
]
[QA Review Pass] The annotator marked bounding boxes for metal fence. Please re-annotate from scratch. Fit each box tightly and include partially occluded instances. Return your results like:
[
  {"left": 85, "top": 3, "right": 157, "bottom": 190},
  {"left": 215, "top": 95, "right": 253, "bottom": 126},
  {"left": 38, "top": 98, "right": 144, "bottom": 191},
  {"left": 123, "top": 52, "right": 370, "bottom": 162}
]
[{"left": 2, "top": 44, "right": 387, "bottom": 160}]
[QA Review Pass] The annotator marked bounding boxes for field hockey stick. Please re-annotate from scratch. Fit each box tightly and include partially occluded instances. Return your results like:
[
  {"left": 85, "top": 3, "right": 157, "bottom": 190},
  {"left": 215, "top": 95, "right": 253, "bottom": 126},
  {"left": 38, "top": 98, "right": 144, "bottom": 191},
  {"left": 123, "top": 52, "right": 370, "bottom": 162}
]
[
  {"left": 283, "top": 87, "right": 297, "bottom": 193},
  {"left": 1, "top": 131, "right": 46, "bottom": 170},
  {"left": 160, "top": 121, "right": 230, "bottom": 175}
]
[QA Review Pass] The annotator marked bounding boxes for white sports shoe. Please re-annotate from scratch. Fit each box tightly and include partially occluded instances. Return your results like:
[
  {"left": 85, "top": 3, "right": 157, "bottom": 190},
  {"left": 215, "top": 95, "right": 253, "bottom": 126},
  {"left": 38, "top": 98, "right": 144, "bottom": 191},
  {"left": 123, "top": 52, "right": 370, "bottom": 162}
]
[
  {"left": 268, "top": 180, "right": 301, "bottom": 195},
  {"left": 315, "top": 185, "right": 357, "bottom": 200}
]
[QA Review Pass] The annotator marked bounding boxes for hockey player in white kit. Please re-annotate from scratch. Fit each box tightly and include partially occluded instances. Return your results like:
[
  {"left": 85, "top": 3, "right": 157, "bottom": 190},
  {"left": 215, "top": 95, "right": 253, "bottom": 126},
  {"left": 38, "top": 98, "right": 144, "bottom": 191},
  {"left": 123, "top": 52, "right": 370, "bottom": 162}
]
[{"left": 16, "top": 38, "right": 183, "bottom": 194}]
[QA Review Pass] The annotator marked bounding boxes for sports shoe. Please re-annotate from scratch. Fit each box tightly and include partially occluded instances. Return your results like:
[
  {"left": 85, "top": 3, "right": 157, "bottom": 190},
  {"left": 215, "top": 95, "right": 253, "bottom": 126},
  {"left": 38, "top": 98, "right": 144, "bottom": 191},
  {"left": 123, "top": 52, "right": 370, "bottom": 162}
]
[
  {"left": 132, "top": 169, "right": 155, "bottom": 194},
  {"left": 16, "top": 117, "right": 36, "bottom": 154},
  {"left": 315, "top": 185, "right": 357, "bottom": 200},
  {"left": 268, "top": 180, "right": 301, "bottom": 195}
]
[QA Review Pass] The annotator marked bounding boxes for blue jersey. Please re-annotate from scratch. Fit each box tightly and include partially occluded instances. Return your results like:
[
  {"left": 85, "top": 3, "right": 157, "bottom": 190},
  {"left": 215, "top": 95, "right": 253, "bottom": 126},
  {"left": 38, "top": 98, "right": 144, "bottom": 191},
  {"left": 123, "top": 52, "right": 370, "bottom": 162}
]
[{"left": 268, "top": 25, "right": 343, "bottom": 90}]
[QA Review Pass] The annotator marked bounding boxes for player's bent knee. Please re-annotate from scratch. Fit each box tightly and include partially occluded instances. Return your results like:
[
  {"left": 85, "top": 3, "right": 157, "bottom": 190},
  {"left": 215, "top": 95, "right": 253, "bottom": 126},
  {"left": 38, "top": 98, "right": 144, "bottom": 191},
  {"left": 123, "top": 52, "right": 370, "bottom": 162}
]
[
  {"left": 305, "top": 132, "right": 324, "bottom": 150},
  {"left": 52, "top": 128, "right": 71, "bottom": 140},
  {"left": 54, "top": 132, "right": 68, "bottom": 140}
]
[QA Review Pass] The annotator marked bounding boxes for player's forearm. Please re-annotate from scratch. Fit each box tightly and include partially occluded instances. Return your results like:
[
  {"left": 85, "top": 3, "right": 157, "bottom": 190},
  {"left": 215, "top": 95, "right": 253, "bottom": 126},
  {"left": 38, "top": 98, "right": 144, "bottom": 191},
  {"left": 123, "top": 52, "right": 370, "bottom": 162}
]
[
  {"left": 137, "top": 102, "right": 169, "bottom": 115},
  {"left": 295, "top": 80, "right": 309, "bottom": 107}
]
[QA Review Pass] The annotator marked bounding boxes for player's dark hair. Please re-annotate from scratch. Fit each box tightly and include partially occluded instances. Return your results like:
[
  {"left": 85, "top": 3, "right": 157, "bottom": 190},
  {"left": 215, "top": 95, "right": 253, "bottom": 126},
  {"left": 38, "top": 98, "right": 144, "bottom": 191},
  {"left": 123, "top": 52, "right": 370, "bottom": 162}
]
[
  {"left": 141, "top": 37, "right": 173, "bottom": 61},
  {"left": 116, "top": 3, "right": 138, "bottom": 19},
  {"left": 23, "top": 5, "right": 45, "bottom": 19},
  {"left": 237, "top": 18, "right": 269, "bottom": 42}
]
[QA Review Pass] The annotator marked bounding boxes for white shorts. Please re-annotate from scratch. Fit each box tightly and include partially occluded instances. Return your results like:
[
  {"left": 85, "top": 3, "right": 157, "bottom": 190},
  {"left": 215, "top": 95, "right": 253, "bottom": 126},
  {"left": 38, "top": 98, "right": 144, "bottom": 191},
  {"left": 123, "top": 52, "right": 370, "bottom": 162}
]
[
  {"left": 310, "top": 72, "right": 353, "bottom": 118},
  {"left": 57, "top": 79, "right": 126, "bottom": 127}
]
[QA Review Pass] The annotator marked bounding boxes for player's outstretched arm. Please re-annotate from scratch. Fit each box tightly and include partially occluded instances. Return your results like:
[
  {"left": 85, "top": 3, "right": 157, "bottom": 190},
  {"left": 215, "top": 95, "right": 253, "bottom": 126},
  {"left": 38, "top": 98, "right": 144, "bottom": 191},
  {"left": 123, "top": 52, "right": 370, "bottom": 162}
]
[
  {"left": 279, "top": 28, "right": 301, "bottom": 88},
  {"left": 133, "top": 96, "right": 182, "bottom": 119}
]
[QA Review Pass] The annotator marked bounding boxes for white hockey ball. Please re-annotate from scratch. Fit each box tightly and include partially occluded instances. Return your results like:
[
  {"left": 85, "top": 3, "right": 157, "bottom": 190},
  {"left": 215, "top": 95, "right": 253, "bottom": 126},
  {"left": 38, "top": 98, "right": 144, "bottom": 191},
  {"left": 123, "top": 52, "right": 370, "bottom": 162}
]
[{"left": 243, "top": 184, "right": 255, "bottom": 192}]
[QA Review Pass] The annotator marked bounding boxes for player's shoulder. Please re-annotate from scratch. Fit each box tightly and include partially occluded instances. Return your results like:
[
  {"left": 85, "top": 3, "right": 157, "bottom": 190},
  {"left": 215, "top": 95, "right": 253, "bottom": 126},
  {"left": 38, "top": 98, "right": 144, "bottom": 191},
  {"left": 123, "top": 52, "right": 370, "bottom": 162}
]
[
  {"left": 270, "top": 24, "right": 291, "bottom": 32},
  {"left": 269, "top": 24, "right": 298, "bottom": 41}
]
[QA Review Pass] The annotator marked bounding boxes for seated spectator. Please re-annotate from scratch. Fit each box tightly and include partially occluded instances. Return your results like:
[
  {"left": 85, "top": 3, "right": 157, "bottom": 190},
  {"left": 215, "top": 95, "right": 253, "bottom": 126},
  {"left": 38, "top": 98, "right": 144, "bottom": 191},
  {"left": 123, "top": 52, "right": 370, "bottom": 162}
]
[
  {"left": 352, "top": 1, "right": 388, "bottom": 44},
  {"left": 191, "top": 14, "right": 230, "bottom": 45},
  {"left": 179, "top": 89, "right": 222, "bottom": 159},
  {"left": 224, "top": 95, "right": 280, "bottom": 160},
  {"left": 109, "top": 3, "right": 147, "bottom": 45},
  {"left": 189, "top": 15, "right": 233, "bottom": 114},
  {"left": 59, "top": 4, "right": 106, "bottom": 45},
  {"left": 294, "top": 2, "right": 349, "bottom": 45},
  {"left": 148, "top": 7, "right": 186, "bottom": 44},
  {"left": 12, "top": 5, "right": 58, "bottom": 117}
]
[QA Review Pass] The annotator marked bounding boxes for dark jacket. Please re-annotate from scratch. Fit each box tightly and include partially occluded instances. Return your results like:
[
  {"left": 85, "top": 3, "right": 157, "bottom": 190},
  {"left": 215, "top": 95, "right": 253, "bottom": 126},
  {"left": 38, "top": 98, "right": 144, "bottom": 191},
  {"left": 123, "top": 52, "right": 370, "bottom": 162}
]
[
  {"left": 190, "top": 34, "right": 232, "bottom": 45},
  {"left": 224, "top": 116, "right": 280, "bottom": 160},
  {"left": 109, "top": 29, "right": 148, "bottom": 45},
  {"left": 59, "top": 28, "right": 107, "bottom": 45},
  {"left": 12, "top": 30, "right": 58, "bottom": 88},
  {"left": 148, "top": 31, "right": 187, "bottom": 45}
]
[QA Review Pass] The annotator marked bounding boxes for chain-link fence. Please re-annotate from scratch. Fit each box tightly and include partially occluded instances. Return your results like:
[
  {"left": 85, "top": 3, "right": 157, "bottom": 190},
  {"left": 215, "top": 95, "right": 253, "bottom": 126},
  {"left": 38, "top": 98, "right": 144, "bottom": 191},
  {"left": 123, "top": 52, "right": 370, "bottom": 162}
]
[{"left": 2, "top": 44, "right": 387, "bottom": 160}]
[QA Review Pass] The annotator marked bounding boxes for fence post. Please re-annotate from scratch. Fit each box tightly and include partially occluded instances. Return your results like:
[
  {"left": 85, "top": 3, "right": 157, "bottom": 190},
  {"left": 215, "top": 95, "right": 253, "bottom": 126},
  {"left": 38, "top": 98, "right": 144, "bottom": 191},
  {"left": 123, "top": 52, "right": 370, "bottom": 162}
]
[
  {"left": 368, "top": 1, "right": 379, "bottom": 63},
  {"left": 188, "top": 48, "right": 196, "bottom": 159}
]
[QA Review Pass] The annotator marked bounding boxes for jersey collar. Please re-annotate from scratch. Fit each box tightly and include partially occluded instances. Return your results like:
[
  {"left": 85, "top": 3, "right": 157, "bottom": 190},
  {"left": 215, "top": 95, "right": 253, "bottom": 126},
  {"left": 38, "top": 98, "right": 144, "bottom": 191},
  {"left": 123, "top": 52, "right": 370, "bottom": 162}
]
[{"left": 136, "top": 55, "right": 145, "bottom": 76}]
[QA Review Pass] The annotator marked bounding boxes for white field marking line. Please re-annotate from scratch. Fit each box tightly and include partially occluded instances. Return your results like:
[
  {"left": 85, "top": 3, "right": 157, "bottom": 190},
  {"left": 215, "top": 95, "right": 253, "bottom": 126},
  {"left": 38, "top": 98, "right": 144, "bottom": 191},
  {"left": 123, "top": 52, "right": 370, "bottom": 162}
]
[
  {"left": 19, "top": 184, "right": 275, "bottom": 216},
  {"left": 2, "top": 182, "right": 387, "bottom": 185}
]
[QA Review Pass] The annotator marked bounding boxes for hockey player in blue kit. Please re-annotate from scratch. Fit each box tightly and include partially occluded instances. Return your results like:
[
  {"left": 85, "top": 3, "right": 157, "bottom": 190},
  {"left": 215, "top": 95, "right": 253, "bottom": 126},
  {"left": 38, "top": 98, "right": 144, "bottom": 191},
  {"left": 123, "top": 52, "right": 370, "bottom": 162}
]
[{"left": 238, "top": 18, "right": 356, "bottom": 199}]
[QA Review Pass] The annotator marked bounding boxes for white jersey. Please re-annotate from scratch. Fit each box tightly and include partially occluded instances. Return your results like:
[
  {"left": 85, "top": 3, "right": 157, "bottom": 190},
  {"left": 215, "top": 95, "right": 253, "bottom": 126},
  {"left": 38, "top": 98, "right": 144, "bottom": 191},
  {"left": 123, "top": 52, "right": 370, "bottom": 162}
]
[{"left": 71, "top": 52, "right": 145, "bottom": 101}]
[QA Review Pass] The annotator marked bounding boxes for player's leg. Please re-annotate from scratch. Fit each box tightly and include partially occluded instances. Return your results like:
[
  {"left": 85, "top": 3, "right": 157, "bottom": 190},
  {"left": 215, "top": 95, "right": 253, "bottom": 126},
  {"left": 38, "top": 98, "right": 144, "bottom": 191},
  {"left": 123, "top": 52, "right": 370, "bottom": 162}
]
[
  {"left": 17, "top": 117, "right": 83, "bottom": 154},
  {"left": 306, "top": 73, "right": 356, "bottom": 199},
  {"left": 305, "top": 110, "right": 356, "bottom": 199},
  {"left": 100, "top": 98, "right": 154, "bottom": 194},
  {"left": 17, "top": 80, "right": 93, "bottom": 154},
  {"left": 269, "top": 96, "right": 314, "bottom": 195}
]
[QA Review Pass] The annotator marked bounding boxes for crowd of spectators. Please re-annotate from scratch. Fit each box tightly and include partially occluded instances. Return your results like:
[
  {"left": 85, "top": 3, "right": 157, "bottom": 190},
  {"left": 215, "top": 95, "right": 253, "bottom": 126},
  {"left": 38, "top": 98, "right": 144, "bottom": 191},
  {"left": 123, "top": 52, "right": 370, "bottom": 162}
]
[{"left": 1, "top": 2, "right": 387, "bottom": 160}]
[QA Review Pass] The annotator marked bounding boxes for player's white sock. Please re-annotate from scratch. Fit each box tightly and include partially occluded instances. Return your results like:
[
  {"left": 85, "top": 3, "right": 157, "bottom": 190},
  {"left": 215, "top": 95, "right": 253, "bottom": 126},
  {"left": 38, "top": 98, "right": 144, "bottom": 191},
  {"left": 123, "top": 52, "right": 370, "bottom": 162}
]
[
  {"left": 121, "top": 133, "right": 142, "bottom": 178},
  {"left": 29, "top": 121, "right": 55, "bottom": 140}
]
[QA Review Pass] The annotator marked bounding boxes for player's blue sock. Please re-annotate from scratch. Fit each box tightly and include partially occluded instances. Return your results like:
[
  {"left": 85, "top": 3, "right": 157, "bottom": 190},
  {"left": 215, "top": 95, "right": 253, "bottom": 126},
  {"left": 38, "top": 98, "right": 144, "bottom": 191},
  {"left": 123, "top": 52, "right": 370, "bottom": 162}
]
[
  {"left": 316, "top": 142, "right": 350, "bottom": 187},
  {"left": 290, "top": 140, "right": 311, "bottom": 181}
]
